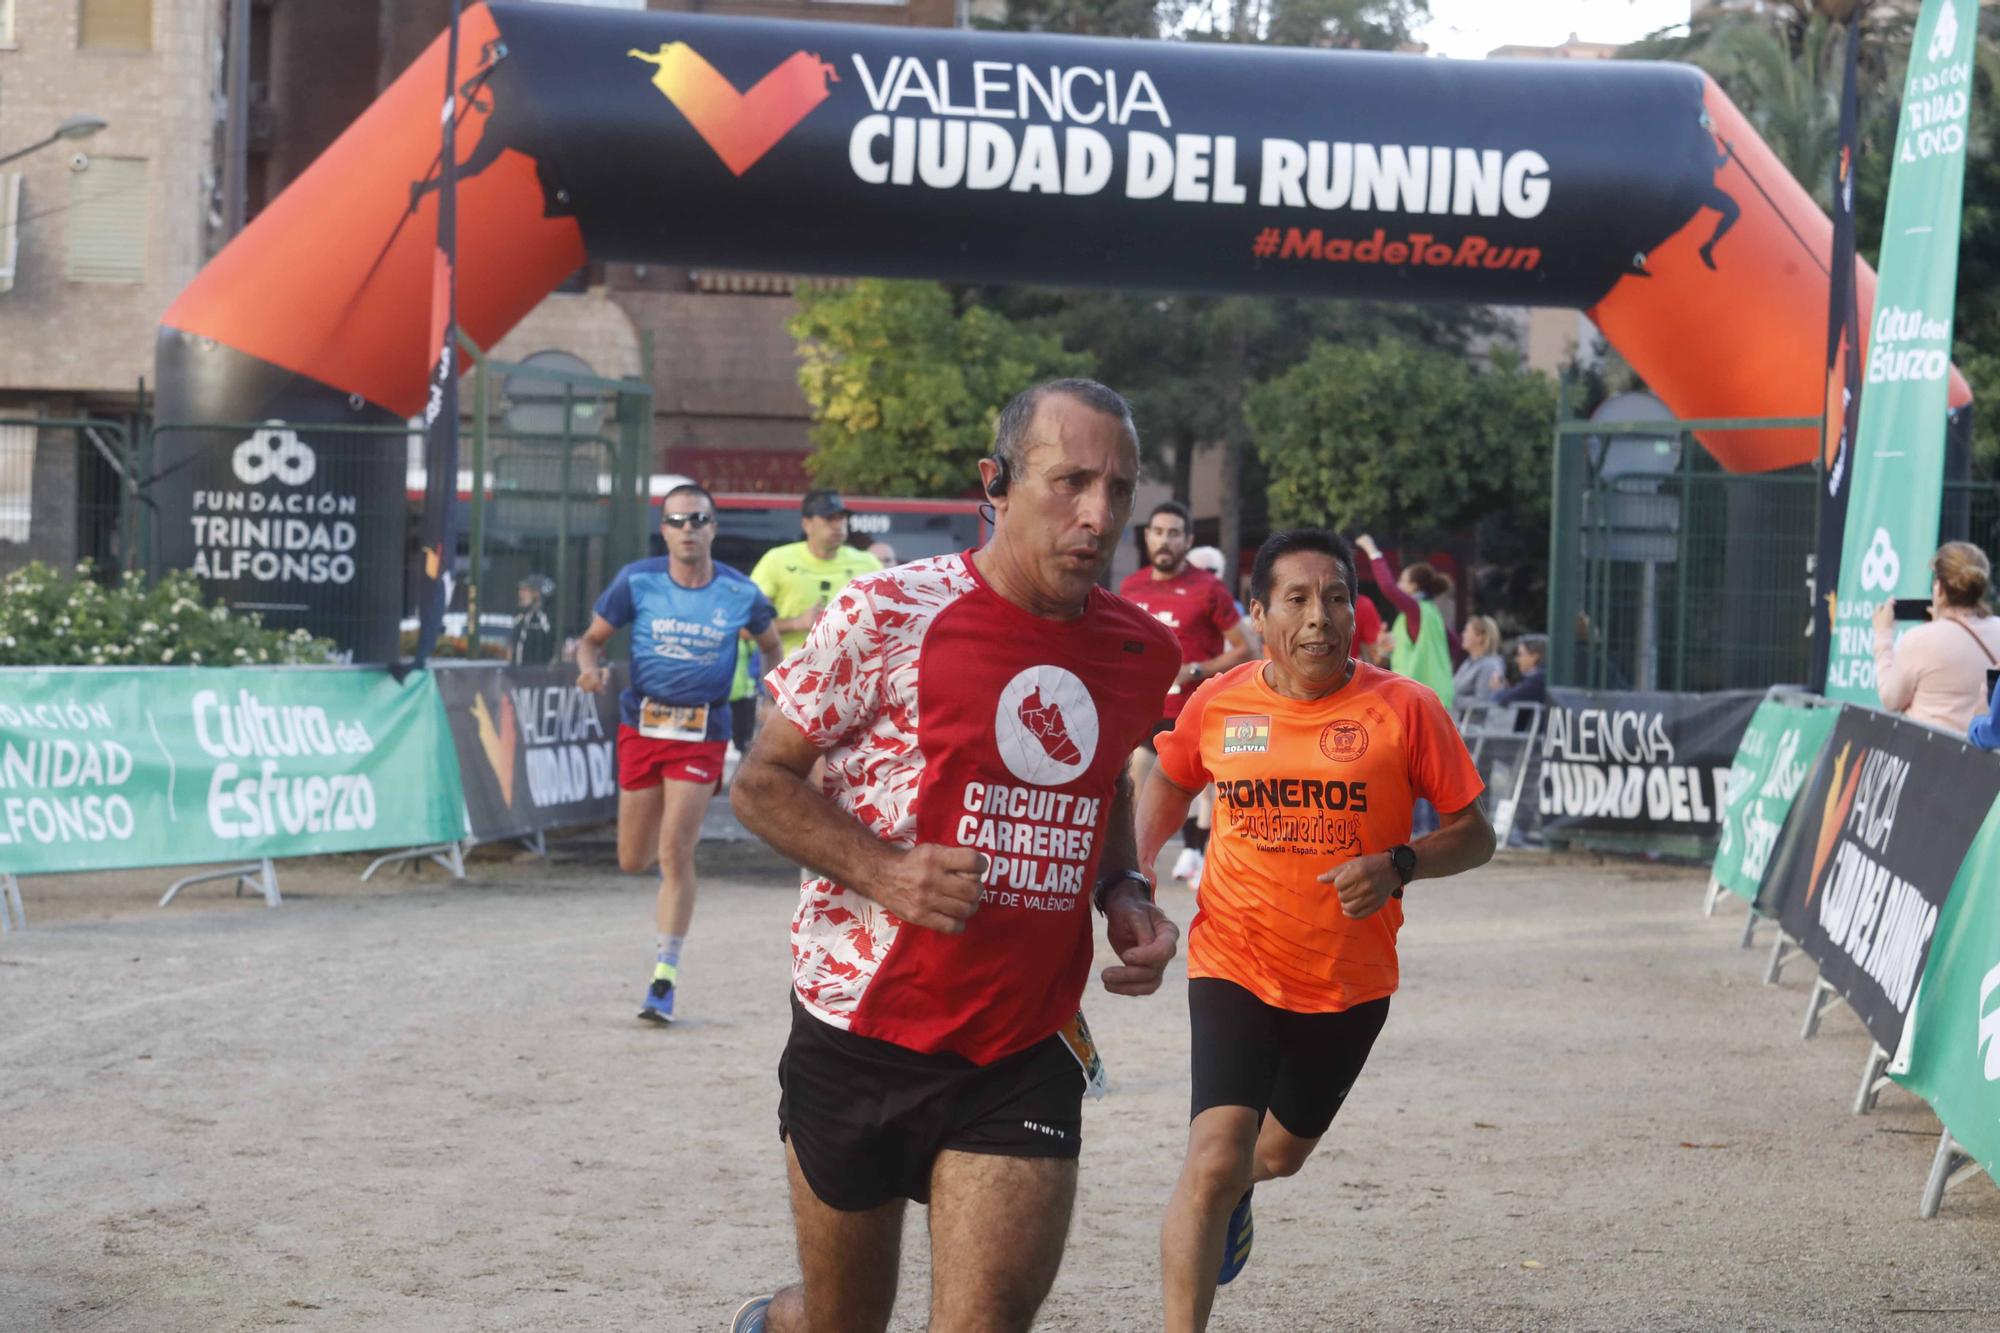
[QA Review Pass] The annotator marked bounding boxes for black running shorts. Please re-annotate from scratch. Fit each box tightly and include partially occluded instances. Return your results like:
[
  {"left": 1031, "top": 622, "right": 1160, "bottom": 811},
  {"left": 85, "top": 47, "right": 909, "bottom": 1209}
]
[
  {"left": 778, "top": 996, "right": 1084, "bottom": 1212},
  {"left": 1142, "top": 716, "right": 1176, "bottom": 753},
  {"left": 1188, "top": 977, "right": 1389, "bottom": 1140}
]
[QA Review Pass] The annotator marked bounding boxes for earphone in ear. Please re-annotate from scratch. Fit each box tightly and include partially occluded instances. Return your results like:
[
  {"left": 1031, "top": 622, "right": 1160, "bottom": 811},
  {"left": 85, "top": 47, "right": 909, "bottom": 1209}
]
[{"left": 983, "top": 453, "right": 1010, "bottom": 498}]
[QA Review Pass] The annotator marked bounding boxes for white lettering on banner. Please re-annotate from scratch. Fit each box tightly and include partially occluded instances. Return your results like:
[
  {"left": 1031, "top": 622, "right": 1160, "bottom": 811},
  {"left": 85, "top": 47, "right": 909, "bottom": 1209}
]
[
  {"left": 1866, "top": 304, "right": 1952, "bottom": 385},
  {"left": 842, "top": 53, "right": 1551, "bottom": 216},
  {"left": 1846, "top": 748, "right": 1910, "bottom": 853},
  {"left": 1816, "top": 838, "right": 1937, "bottom": 1013},
  {"left": 0, "top": 701, "right": 115, "bottom": 730},
  {"left": 0, "top": 701, "right": 139, "bottom": 849},
  {"left": 507, "top": 683, "right": 615, "bottom": 808},
  {"left": 0, "top": 793, "right": 136, "bottom": 845},
  {"left": 0, "top": 739, "right": 133, "bottom": 788},
  {"left": 192, "top": 690, "right": 366, "bottom": 759},
  {"left": 1978, "top": 959, "right": 2000, "bottom": 1081},
  {"left": 1537, "top": 762, "right": 1728, "bottom": 824},
  {"left": 207, "top": 760, "right": 377, "bottom": 839},
  {"left": 1542, "top": 707, "right": 1675, "bottom": 765}
]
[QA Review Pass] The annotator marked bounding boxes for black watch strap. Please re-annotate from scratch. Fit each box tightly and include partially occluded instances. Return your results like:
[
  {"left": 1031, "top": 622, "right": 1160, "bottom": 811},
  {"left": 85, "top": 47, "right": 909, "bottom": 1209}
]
[
  {"left": 1093, "top": 870, "right": 1155, "bottom": 914},
  {"left": 1389, "top": 843, "right": 1417, "bottom": 892}
]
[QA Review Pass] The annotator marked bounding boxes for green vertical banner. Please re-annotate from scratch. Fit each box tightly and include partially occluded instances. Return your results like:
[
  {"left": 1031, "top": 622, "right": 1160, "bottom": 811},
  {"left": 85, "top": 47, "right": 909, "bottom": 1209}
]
[
  {"left": 1823, "top": 0, "right": 1976, "bottom": 701},
  {"left": 1710, "top": 698, "right": 1842, "bottom": 904},
  {"left": 1889, "top": 793, "right": 2000, "bottom": 1183}
]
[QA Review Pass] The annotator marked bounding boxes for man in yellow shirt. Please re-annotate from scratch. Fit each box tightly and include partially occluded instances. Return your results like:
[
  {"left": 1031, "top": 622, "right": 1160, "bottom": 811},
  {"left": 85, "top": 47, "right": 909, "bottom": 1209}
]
[{"left": 750, "top": 490, "right": 883, "bottom": 662}]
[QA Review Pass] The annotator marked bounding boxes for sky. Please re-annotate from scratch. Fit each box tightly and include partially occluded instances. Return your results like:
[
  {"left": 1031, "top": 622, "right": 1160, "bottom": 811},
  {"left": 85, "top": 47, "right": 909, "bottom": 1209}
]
[{"left": 1416, "top": 0, "right": 1693, "bottom": 60}]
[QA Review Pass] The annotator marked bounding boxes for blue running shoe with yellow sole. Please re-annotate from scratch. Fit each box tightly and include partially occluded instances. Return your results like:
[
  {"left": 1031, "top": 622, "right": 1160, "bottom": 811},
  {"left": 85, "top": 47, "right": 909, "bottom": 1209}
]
[
  {"left": 1218, "top": 1187, "right": 1254, "bottom": 1285},
  {"left": 638, "top": 961, "right": 677, "bottom": 1024}
]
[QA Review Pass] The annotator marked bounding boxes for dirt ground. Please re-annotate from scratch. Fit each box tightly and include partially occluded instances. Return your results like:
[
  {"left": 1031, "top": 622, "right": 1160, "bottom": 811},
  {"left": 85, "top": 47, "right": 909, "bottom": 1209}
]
[{"left": 3, "top": 826, "right": 1997, "bottom": 1333}]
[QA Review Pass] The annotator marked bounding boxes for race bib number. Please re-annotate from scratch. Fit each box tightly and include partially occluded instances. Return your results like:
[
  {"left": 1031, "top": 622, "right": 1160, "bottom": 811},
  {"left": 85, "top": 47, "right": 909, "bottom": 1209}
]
[
  {"left": 1058, "top": 1010, "right": 1109, "bottom": 1101},
  {"left": 639, "top": 699, "right": 708, "bottom": 742}
]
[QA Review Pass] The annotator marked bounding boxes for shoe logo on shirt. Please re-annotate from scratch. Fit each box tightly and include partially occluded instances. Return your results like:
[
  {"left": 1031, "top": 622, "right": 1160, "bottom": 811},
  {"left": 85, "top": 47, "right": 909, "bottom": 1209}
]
[
  {"left": 995, "top": 666, "right": 1099, "bottom": 786},
  {"left": 1318, "top": 719, "right": 1370, "bottom": 763}
]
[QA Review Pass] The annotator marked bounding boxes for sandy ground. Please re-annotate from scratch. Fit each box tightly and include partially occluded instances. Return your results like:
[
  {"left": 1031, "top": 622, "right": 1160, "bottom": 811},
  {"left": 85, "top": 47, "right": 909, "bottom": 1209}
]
[{"left": 3, "top": 824, "right": 1998, "bottom": 1333}]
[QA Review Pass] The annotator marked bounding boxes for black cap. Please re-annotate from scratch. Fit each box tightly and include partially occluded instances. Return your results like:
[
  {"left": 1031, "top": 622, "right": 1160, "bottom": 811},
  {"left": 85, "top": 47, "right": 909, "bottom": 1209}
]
[{"left": 801, "top": 489, "right": 850, "bottom": 518}]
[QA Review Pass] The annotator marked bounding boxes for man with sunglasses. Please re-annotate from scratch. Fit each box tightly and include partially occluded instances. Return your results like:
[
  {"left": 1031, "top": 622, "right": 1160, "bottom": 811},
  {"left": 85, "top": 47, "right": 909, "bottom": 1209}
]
[{"left": 577, "top": 483, "right": 781, "bottom": 1024}]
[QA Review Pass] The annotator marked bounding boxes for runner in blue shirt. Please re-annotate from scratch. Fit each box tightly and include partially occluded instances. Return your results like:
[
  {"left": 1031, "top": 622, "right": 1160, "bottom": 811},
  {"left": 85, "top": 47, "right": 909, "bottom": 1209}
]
[{"left": 578, "top": 482, "right": 780, "bottom": 1024}]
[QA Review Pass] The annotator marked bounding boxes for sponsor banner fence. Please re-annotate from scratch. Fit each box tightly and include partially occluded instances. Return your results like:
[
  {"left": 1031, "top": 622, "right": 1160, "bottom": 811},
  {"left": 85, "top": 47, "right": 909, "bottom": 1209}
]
[
  {"left": 1889, "top": 795, "right": 2000, "bottom": 1182},
  {"left": 1711, "top": 694, "right": 1842, "bottom": 904},
  {"left": 1537, "top": 689, "right": 1762, "bottom": 845},
  {"left": 436, "top": 663, "right": 621, "bottom": 842},
  {"left": 0, "top": 667, "right": 464, "bottom": 875},
  {"left": 1761, "top": 706, "right": 2000, "bottom": 1055}
]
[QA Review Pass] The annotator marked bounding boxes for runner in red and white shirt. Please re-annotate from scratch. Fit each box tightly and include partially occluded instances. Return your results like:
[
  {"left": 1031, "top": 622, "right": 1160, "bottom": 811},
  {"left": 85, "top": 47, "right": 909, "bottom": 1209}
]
[
  {"left": 1120, "top": 502, "right": 1253, "bottom": 891},
  {"left": 728, "top": 379, "right": 1182, "bottom": 1333}
]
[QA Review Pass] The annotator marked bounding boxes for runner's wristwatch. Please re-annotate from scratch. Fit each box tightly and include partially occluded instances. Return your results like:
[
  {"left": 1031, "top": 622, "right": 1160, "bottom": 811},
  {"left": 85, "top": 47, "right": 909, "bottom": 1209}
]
[
  {"left": 1093, "top": 870, "right": 1156, "bottom": 915},
  {"left": 1388, "top": 843, "right": 1417, "bottom": 899}
]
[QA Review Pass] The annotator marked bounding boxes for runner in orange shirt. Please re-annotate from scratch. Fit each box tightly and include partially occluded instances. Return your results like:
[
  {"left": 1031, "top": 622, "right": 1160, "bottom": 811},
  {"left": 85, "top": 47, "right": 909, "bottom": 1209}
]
[{"left": 1138, "top": 527, "right": 1496, "bottom": 1333}]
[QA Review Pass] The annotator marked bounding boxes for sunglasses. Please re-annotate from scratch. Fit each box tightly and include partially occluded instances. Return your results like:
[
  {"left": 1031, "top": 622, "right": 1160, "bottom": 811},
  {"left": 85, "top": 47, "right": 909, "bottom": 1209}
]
[{"left": 660, "top": 512, "right": 715, "bottom": 530}]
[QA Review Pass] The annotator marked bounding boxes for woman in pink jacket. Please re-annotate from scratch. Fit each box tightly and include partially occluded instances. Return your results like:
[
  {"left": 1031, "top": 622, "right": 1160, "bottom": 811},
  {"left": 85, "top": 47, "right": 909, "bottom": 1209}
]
[{"left": 1872, "top": 542, "right": 2000, "bottom": 733}]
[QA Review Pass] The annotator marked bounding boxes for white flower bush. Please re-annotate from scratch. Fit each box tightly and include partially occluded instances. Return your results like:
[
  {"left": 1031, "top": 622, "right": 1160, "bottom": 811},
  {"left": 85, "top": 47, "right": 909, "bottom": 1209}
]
[{"left": 0, "top": 563, "right": 337, "bottom": 667}]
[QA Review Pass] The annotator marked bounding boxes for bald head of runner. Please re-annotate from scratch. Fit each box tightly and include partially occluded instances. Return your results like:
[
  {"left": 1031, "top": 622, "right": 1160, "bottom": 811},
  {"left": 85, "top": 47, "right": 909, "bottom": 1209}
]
[
  {"left": 1249, "top": 528, "right": 1359, "bottom": 700},
  {"left": 978, "top": 379, "right": 1139, "bottom": 619}
]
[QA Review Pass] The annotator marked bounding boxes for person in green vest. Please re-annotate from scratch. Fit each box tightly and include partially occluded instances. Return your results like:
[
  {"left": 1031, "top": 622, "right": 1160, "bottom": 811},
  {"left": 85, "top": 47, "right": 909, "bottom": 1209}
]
[
  {"left": 1354, "top": 534, "right": 1456, "bottom": 709},
  {"left": 749, "top": 490, "right": 883, "bottom": 664}
]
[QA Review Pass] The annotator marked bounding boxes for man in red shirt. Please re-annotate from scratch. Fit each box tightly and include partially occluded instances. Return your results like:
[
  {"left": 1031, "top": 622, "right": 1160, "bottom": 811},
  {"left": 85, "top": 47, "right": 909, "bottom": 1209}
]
[
  {"left": 728, "top": 379, "right": 1183, "bottom": 1333},
  {"left": 1120, "top": 502, "right": 1252, "bottom": 886}
]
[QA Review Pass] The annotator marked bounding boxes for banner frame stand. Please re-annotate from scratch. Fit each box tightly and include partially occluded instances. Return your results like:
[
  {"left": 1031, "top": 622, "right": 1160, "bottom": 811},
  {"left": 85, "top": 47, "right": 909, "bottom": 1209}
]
[
  {"left": 361, "top": 841, "right": 468, "bottom": 883},
  {"left": 160, "top": 859, "right": 280, "bottom": 910},
  {"left": 1852, "top": 1041, "right": 1896, "bottom": 1115},
  {"left": 1740, "top": 905, "right": 1763, "bottom": 949},
  {"left": 1800, "top": 974, "right": 1841, "bottom": 1040},
  {"left": 0, "top": 873, "right": 22, "bottom": 933},
  {"left": 1701, "top": 874, "right": 1726, "bottom": 917},
  {"left": 1763, "top": 932, "right": 1797, "bottom": 983},
  {"left": 1919, "top": 1128, "right": 1981, "bottom": 1219}
]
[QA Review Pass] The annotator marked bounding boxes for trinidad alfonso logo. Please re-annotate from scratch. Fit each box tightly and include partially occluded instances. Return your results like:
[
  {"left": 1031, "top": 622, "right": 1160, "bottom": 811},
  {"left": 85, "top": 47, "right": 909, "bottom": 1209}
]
[
  {"left": 995, "top": 665, "right": 1098, "bottom": 786},
  {"left": 630, "top": 43, "right": 837, "bottom": 176}
]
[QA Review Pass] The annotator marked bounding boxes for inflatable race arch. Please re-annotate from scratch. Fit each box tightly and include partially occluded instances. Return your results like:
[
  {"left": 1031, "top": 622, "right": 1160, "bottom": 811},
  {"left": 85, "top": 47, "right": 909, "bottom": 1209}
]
[{"left": 154, "top": 3, "right": 1972, "bottom": 655}]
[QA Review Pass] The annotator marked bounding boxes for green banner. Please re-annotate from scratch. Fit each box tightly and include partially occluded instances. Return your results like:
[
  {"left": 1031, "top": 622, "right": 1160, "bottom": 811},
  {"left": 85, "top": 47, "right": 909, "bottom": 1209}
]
[
  {"left": 1824, "top": 0, "right": 1976, "bottom": 702},
  {"left": 1710, "top": 698, "right": 1842, "bottom": 903},
  {"left": 1889, "top": 794, "right": 2000, "bottom": 1183},
  {"left": 0, "top": 667, "right": 465, "bottom": 875}
]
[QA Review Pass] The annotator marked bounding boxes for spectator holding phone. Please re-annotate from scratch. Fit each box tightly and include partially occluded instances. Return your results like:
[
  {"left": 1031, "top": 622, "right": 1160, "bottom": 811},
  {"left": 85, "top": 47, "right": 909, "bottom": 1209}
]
[{"left": 1872, "top": 541, "right": 2000, "bottom": 733}]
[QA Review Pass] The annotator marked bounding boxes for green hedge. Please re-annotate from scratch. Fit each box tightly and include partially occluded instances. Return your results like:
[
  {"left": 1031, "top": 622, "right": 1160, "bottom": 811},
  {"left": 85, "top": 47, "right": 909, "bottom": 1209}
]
[{"left": 0, "top": 563, "right": 337, "bottom": 667}]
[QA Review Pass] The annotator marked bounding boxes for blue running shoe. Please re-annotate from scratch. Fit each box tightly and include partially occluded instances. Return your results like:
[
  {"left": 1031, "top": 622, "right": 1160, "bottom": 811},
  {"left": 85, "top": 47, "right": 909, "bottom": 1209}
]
[
  {"left": 730, "top": 1295, "right": 773, "bottom": 1331},
  {"left": 1218, "top": 1187, "right": 1254, "bottom": 1285},
  {"left": 638, "top": 961, "right": 677, "bottom": 1024}
]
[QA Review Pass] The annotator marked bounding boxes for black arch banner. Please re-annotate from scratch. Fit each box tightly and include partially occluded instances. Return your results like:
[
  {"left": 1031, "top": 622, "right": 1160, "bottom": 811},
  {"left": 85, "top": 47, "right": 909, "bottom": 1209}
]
[{"left": 155, "top": 4, "right": 1971, "bottom": 657}]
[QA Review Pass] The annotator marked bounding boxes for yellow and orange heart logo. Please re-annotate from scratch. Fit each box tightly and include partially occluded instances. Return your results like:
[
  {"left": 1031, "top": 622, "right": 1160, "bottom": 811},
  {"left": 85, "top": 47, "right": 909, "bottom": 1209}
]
[{"left": 630, "top": 43, "right": 837, "bottom": 177}]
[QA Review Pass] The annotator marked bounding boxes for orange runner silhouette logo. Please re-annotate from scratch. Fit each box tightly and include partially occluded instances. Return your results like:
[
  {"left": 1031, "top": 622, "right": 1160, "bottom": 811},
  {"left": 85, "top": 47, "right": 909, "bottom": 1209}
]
[{"left": 630, "top": 43, "right": 837, "bottom": 177}]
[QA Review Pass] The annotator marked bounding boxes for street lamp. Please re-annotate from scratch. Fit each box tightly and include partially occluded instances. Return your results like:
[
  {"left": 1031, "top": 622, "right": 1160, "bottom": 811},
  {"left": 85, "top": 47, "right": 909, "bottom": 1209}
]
[{"left": 0, "top": 115, "right": 109, "bottom": 169}]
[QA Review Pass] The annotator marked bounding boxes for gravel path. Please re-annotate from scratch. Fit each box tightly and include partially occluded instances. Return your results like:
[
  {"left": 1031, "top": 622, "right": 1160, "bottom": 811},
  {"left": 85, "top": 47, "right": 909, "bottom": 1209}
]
[{"left": 2, "top": 839, "right": 1996, "bottom": 1332}]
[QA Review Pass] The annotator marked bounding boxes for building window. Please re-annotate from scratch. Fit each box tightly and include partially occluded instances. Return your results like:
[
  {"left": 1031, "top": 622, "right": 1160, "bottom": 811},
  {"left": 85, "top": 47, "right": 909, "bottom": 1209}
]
[
  {"left": 0, "top": 420, "right": 33, "bottom": 543},
  {"left": 67, "top": 156, "right": 147, "bottom": 283},
  {"left": 0, "top": 173, "right": 21, "bottom": 293},
  {"left": 79, "top": 0, "right": 150, "bottom": 51}
]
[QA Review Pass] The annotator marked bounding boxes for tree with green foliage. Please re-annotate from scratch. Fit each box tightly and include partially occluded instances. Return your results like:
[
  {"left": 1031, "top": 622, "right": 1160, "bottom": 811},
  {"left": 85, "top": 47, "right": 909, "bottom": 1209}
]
[
  {"left": 1245, "top": 336, "right": 1554, "bottom": 539},
  {"left": 789, "top": 280, "right": 1092, "bottom": 496}
]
